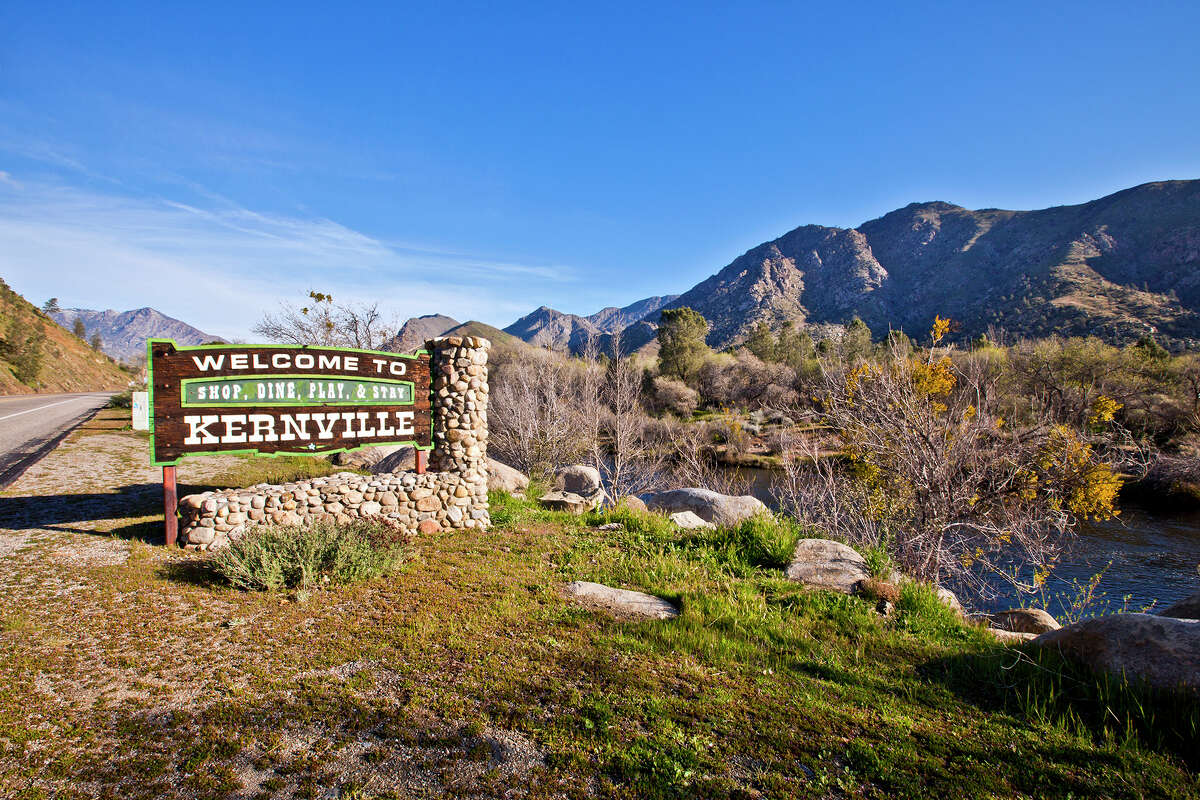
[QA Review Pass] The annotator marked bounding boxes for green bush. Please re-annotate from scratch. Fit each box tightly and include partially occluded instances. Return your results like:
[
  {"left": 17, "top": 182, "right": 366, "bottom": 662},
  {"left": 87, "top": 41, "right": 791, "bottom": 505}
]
[
  {"left": 683, "top": 514, "right": 804, "bottom": 570},
  {"left": 209, "top": 520, "right": 406, "bottom": 591},
  {"left": 107, "top": 388, "right": 133, "bottom": 409}
]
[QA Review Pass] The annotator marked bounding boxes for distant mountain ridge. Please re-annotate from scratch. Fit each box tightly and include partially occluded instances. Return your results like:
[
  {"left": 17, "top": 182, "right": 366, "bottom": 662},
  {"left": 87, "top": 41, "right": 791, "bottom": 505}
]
[
  {"left": 51, "top": 307, "right": 220, "bottom": 362},
  {"left": 506, "top": 180, "right": 1200, "bottom": 354},
  {"left": 502, "top": 295, "right": 678, "bottom": 351}
]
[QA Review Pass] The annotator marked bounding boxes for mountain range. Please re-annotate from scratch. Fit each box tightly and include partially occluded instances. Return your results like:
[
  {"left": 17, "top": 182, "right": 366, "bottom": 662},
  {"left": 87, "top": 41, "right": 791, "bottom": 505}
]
[
  {"left": 495, "top": 180, "right": 1200, "bottom": 353},
  {"left": 50, "top": 307, "right": 221, "bottom": 362}
]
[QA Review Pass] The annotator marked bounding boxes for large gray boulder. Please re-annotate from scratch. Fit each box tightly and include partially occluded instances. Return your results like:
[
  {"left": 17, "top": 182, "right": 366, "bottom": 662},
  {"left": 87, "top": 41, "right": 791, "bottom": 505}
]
[
  {"left": 564, "top": 581, "right": 678, "bottom": 620},
  {"left": 990, "top": 608, "right": 1060, "bottom": 634},
  {"left": 369, "top": 446, "right": 417, "bottom": 474},
  {"left": 785, "top": 539, "right": 871, "bottom": 594},
  {"left": 1032, "top": 613, "right": 1200, "bottom": 693},
  {"left": 541, "top": 464, "right": 606, "bottom": 513},
  {"left": 555, "top": 464, "right": 603, "bottom": 496},
  {"left": 336, "top": 444, "right": 408, "bottom": 470},
  {"left": 1158, "top": 591, "right": 1200, "bottom": 620},
  {"left": 644, "top": 488, "right": 768, "bottom": 527},
  {"left": 488, "top": 458, "right": 529, "bottom": 495}
]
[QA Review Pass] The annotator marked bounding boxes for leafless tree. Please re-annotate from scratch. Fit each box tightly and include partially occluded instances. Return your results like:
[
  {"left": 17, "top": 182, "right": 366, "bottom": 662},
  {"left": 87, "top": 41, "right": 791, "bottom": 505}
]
[
  {"left": 488, "top": 351, "right": 589, "bottom": 479},
  {"left": 254, "top": 291, "right": 398, "bottom": 351}
]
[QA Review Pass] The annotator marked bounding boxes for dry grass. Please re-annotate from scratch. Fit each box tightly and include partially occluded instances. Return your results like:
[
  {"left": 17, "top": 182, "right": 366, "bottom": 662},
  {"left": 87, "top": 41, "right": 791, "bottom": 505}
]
[{"left": 0, "top": 418, "right": 1196, "bottom": 799}]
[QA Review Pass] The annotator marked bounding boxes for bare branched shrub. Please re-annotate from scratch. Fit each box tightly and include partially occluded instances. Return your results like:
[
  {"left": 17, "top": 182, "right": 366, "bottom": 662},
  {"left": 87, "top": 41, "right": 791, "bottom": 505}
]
[
  {"left": 254, "top": 290, "right": 397, "bottom": 350},
  {"left": 774, "top": 435, "right": 888, "bottom": 552},
  {"left": 488, "top": 352, "right": 589, "bottom": 479},
  {"left": 782, "top": 320, "right": 1124, "bottom": 603},
  {"left": 665, "top": 421, "right": 753, "bottom": 496}
]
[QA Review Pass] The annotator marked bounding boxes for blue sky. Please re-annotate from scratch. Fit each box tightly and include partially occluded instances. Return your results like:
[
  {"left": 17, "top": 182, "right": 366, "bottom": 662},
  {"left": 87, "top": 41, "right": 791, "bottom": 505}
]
[{"left": 1, "top": 2, "right": 1197, "bottom": 340}]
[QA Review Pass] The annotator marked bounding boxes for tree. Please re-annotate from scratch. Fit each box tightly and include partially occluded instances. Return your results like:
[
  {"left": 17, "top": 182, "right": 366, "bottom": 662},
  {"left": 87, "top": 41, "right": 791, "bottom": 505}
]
[
  {"left": 72, "top": 318, "right": 86, "bottom": 339},
  {"left": 42, "top": 298, "right": 60, "bottom": 314},
  {"left": 657, "top": 307, "right": 711, "bottom": 383},
  {"left": 841, "top": 316, "right": 874, "bottom": 362},
  {"left": 744, "top": 321, "right": 777, "bottom": 362},
  {"left": 253, "top": 290, "right": 397, "bottom": 350},
  {"left": 89, "top": 333, "right": 102, "bottom": 351}
]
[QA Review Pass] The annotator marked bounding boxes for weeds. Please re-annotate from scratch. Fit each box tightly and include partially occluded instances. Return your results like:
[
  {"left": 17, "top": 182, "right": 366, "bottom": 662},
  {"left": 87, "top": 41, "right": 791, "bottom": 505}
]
[{"left": 208, "top": 520, "right": 407, "bottom": 591}]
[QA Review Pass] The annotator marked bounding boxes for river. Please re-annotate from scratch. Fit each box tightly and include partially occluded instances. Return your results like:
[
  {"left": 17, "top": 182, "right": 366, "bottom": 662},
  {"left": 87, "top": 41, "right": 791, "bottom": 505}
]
[{"left": 734, "top": 467, "right": 1200, "bottom": 617}]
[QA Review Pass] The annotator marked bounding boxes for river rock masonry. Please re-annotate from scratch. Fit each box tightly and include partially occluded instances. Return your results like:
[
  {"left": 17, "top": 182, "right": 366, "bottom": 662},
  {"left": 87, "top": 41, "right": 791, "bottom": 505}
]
[{"left": 176, "top": 336, "right": 491, "bottom": 550}]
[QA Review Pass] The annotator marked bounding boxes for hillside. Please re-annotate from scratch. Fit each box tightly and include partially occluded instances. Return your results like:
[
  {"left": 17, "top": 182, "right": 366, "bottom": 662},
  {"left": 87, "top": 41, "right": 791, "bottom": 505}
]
[
  {"left": 51, "top": 307, "right": 220, "bottom": 362},
  {"left": 386, "top": 314, "right": 460, "bottom": 353},
  {"left": 600, "top": 180, "right": 1200, "bottom": 351},
  {"left": 442, "top": 320, "right": 528, "bottom": 354},
  {"left": 0, "top": 279, "right": 130, "bottom": 394}
]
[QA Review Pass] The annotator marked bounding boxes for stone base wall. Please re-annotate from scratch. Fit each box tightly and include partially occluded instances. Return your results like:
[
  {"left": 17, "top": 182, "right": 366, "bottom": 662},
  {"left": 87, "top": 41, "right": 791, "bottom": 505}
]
[{"left": 178, "top": 469, "right": 489, "bottom": 550}]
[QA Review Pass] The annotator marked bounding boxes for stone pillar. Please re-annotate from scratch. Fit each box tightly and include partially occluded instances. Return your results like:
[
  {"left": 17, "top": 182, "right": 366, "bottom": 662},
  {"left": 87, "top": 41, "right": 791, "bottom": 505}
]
[{"left": 426, "top": 334, "right": 490, "bottom": 479}]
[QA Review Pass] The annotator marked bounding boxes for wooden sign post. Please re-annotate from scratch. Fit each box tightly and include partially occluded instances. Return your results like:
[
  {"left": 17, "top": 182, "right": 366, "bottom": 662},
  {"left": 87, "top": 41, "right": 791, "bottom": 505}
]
[{"left": 147, "top": 340, "right": 433, "bottom": 544}]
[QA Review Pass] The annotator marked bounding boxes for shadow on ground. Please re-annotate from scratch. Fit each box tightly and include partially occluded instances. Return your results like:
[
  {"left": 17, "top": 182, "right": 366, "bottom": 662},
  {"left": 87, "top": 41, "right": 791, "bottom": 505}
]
[{"left": 0, "top": 480, "right": 234, "bottom": 542}]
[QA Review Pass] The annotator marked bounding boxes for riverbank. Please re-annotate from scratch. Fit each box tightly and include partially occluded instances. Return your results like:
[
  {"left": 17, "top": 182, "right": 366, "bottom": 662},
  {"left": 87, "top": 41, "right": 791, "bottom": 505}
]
[{"left": 0, "top": 412, "right": 1197, "bottom": 798}]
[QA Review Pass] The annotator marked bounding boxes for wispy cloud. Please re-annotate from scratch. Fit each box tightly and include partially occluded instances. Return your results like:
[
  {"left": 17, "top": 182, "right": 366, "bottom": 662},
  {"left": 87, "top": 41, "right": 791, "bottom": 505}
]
[{"left": 0, "top": 178, "right": 569, "bottom": 339}]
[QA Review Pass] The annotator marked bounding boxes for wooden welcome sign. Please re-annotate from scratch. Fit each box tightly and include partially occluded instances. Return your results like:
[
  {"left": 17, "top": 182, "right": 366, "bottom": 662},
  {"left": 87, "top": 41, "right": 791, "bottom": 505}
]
[{"left": 147, "top": 339, "right": 432, "bottom": 544}]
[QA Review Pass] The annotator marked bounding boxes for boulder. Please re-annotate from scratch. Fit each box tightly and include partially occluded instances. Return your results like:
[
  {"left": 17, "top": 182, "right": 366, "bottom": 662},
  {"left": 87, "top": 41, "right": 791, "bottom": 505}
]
[
  {"left": 990, "top": 628, "right": 1038, "bottom": 644},
  {"left": 937, "top": 586, "right": 966, "bottom": 617},
  {"left": 369, "top": 446, "right": 417, "bottom": 474},
  {"left": 564, "top": 581, "right": 678, "bottom": 620},
  {"left": 334, "top": 444, "right": 407, "bottom": 470},
  {"left": 487, "top": 458, "right": 529, "bottom": 495},
  {"left": 538, "top": 491, "right": 600, "bottom": 514},
  {"left": 550, "top": 464, "right": 607, "bottom": 510},
  {"left": 1032, "top": 613, "right": 1200, "bottom": 693},
  {"left": 990, "top": 608, "right": 1061, "bottom": 634},
  {"left": 615, "top": 495, "right": 648, "bottom": 513},
  {"left": 554, "top": 464, "right": 603, "bottom": 496},
  {"left": 643, "top": 488, "right": 768, "bottom": 527},
  {"left": 1158, "top": 591, "right": 1200, "bottom": 620},
  {"left": 785, "top": 539, "right": 870, "bottom": 594},
  {"left": 669, "top": 510, "right": 714, "bottom": 530}
]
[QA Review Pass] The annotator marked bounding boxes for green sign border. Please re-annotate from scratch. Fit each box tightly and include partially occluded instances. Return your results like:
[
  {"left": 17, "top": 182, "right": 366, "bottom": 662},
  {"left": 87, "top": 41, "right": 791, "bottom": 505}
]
[
  {"left": 147, "top": 338, "right": 433, "bottom": 467},
  {"left": 180, "top": 374, "right": 416, "bottom": 408}
]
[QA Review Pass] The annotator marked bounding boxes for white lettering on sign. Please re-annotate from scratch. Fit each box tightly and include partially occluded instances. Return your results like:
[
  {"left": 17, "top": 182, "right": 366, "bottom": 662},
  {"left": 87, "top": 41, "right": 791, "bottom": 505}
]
[
  {"left": 183, "top": 414, "right": 220, "bottom": 445},
  {"left": 186, "top": 350, "right": 401, "bottom": 374},
  {"left": 181, "top": 411, "right": 420, "bottom": 445}
]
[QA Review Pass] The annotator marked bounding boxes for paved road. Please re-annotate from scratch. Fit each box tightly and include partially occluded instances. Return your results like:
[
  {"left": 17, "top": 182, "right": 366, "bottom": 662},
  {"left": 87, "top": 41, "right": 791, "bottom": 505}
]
[{"left": 0, "top": 392, "right": 116, "bottom": 487}]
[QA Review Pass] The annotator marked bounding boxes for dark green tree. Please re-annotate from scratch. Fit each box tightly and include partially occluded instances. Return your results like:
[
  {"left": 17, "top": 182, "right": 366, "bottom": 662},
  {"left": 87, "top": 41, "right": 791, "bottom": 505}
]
[
  {"left": 42, "top": 298, "right": 60, "bottom": 314},
  {"left": 842, "top": 317, "right": 874, "bottom": 361},
  {"left": 776, "top": 321, "right": 815, "bottom": 371},
  {"left": 89, "top": 333, "right": 102, "bottom": 351},
  {"left": 744, "top": 321, "right": 777, "bottom": 362},
  {"left": 72, "top": 318, "right": 86, "bottom": 339},
  {"left": 657, "top": 307, "right": 711, "bottom": 383}
]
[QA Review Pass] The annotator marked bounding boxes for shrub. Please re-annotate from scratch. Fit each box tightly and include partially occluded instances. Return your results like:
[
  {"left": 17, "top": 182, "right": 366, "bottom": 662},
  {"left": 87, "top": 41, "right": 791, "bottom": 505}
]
[{"left": 209, "top": 520, "right": 406, "bottom": 591}]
